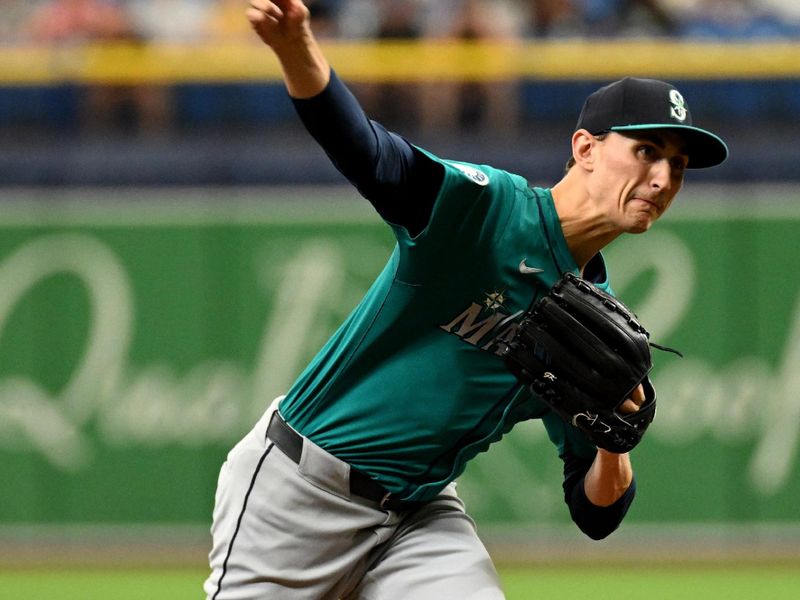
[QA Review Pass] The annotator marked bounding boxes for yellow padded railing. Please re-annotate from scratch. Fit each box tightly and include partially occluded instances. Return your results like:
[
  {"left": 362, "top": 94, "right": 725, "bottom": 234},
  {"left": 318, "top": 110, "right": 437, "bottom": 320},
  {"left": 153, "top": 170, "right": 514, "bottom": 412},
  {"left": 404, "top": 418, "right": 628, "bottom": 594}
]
[{"left": 0, "top": 40, "right": 798, "bottom": 85}]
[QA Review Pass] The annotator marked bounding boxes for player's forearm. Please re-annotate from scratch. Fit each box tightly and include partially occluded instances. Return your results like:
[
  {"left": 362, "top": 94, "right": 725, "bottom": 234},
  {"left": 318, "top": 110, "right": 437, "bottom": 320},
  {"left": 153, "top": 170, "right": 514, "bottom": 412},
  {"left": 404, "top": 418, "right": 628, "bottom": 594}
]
[
  {"left": 272, "top": 33, "right": 330, "bottom": 99},
  {"left": 561, "top": 451, "right": 635, "bottom": 540},
  {"left": 583, "top": 449, "right": 633, "bottom": 506}
]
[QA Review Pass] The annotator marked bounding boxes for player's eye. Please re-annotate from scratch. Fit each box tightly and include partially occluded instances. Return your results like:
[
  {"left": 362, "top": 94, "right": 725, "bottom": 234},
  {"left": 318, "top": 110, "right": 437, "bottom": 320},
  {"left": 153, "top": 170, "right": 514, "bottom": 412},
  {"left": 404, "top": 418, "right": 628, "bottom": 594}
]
[
  {"left": 636, "top": 144, "right": 658, "bottom": 161},
  {"left": 670, "top": 157, "right": 687, "bottom": 177}
]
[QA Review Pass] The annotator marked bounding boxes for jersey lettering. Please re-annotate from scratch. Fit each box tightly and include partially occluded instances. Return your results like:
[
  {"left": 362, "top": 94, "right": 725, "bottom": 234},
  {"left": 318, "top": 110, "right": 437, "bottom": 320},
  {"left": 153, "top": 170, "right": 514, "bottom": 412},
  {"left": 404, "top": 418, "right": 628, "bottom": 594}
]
[
  {"left": 439, "top": 303, "right": 506, "bottom": 344},
  {"left": 440, "top": 302, "right": 524, "bottom": 353}
]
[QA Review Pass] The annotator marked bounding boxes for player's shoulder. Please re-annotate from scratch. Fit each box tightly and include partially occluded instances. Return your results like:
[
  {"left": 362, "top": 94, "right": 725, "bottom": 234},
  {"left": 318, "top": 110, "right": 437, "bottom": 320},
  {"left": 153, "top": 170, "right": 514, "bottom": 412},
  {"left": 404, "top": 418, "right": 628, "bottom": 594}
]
[
  {"left": 445, "top": 160, "right": 493, "bottom": 186},
  {"left": 415, "top": 146, "right": 524, "bottom": 191}
]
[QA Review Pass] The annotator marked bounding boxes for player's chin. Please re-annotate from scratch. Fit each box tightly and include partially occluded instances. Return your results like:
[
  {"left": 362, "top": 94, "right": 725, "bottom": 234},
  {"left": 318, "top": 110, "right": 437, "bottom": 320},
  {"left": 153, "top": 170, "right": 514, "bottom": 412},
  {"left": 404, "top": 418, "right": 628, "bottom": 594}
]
[
  {"left": 624, "top": 217, "right": 654, "bottom": 234},
  {"left": 623, "top": 200, "right": 662, "bottom": 233},
  {"left": 625, "top": 210, "right": 659, "bottom": 234}
]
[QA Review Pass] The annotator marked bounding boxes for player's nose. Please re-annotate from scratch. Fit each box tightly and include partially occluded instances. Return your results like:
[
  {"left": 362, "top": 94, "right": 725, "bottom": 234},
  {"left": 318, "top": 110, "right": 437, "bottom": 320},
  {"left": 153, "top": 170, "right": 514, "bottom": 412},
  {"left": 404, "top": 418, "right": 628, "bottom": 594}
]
[{"left": 649, "top": 159, "right": 674, "bottom": 193}]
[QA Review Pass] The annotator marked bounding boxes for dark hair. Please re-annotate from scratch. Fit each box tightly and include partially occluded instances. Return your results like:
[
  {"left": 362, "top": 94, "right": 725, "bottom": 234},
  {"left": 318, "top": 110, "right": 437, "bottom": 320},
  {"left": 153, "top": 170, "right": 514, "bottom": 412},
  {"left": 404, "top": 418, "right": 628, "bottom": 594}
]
[{"left": 564, "top": 132, "right": 608, "bottom": 174}]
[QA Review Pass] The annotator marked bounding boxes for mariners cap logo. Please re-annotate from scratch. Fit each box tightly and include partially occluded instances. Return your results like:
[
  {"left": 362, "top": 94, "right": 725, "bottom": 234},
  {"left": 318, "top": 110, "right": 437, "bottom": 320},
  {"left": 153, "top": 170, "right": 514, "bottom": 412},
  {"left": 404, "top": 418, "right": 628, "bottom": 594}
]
[{"left": 669, "top": 89, "right": 688, "bottom": 122}]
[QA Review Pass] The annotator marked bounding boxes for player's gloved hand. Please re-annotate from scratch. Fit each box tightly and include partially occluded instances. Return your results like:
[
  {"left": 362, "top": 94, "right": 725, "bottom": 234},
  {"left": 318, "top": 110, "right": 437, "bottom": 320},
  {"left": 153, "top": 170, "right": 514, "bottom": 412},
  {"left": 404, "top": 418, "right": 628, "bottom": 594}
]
[
  {"left": 499, "top": 272, "right": 666, "bottom": 453},
  {"left": 247, "top": 0, "right": 310, "bottom": 50}
]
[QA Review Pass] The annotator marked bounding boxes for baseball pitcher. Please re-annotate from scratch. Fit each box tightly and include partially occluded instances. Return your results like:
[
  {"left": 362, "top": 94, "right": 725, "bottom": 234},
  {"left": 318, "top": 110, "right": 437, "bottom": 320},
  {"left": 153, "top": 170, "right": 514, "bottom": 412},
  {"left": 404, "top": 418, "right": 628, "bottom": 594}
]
[{"left": 204, "top": 2, "right": 728, "bottom": 598}]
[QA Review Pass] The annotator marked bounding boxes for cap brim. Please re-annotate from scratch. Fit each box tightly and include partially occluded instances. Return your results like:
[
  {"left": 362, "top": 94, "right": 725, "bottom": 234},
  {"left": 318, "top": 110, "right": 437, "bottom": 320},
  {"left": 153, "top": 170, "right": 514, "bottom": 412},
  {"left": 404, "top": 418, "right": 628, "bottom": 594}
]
[{"left": 610, "top": 124, "right": 728, "bottom": 169}]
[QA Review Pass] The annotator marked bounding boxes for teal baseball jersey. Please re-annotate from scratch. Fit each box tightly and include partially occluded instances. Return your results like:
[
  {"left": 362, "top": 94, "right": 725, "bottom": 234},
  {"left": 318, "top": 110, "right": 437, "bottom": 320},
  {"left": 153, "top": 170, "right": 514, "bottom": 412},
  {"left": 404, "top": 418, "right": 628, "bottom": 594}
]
[{"left": 280, "top": 152, "right": 608, "bottom": 501}]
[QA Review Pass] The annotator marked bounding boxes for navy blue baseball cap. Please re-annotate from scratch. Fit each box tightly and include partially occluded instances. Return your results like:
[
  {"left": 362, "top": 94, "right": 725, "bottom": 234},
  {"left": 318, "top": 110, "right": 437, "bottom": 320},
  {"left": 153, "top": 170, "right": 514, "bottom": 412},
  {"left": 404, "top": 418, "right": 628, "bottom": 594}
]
[{"left": 576, "top": 77, "right": 728, "bottom": 168}]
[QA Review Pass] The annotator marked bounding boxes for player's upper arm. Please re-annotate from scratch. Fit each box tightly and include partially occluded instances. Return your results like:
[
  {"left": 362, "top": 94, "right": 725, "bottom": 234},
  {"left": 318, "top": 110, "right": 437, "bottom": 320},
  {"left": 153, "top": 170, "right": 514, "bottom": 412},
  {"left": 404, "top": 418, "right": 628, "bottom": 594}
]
[
  {"left": 290, "top": 69, "right": 444, "bottom": 236},
  {"left": 355, "top": 126, "right": 445, "bottom": 237}
]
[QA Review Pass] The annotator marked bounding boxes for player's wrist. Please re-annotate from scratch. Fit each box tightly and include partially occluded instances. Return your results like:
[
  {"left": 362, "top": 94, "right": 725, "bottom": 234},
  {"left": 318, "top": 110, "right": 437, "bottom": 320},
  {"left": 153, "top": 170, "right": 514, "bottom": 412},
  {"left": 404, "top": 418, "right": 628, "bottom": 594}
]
[
  {"left": 597, "top": 447, "right": 628, "bottom": 458},
  {"left": 585, "top": 450, "right": 633, "bottom": 506},
  {"left": 270, "top": 31, "right": 316, "bottom": 65}
]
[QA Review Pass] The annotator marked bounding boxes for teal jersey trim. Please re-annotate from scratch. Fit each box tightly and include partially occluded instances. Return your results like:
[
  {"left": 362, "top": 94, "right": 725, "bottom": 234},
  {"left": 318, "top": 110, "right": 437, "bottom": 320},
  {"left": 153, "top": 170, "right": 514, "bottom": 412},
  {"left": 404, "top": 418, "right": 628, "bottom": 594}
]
[{"left": 279, "top": 151, "right": 606, "bottom": 501}]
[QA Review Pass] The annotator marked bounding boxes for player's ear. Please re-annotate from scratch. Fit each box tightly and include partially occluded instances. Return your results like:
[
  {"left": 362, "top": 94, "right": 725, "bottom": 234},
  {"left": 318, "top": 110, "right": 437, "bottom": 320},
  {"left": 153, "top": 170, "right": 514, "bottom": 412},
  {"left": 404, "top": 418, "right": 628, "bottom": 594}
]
[{"left": 572, "top": 129, "right": 597, "bottom": 172}]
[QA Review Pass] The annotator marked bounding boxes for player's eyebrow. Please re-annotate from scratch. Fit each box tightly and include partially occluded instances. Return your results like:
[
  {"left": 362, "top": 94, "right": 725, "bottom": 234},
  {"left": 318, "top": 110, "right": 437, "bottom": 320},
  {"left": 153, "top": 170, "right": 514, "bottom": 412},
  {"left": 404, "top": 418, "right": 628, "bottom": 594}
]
[{"left": 636, "top": 132, "right": 666, "bottom": 148}]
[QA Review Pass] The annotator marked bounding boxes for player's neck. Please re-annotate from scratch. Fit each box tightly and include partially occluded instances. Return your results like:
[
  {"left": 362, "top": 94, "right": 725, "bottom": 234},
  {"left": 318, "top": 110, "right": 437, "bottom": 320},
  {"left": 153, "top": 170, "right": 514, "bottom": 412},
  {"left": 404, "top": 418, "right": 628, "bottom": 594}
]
[{"left": 551, "top": 174, "right": 622, "bottom": 270}]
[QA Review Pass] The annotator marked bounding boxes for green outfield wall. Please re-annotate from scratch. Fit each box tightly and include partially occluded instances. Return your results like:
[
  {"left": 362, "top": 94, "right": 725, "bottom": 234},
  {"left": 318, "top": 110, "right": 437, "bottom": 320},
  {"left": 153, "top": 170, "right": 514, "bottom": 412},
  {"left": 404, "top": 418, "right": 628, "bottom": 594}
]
[{"left": 0, "top": 185, "right": 798, "bottom": 531}]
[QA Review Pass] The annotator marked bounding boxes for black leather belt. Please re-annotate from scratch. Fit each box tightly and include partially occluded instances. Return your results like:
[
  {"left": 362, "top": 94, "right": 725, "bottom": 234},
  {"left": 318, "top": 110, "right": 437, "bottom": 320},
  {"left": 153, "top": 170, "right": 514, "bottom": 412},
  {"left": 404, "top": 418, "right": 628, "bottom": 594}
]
[{"left": 267, "top": 412, "right": 422, "bottom": 512}]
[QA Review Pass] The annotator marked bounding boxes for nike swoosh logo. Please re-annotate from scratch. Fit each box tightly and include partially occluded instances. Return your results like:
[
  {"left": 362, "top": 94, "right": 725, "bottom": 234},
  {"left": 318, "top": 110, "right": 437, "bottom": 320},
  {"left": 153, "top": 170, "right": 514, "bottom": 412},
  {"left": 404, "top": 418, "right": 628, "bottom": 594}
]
[{"left": 519, "top": 259, "right": 544, "bottom": 275}]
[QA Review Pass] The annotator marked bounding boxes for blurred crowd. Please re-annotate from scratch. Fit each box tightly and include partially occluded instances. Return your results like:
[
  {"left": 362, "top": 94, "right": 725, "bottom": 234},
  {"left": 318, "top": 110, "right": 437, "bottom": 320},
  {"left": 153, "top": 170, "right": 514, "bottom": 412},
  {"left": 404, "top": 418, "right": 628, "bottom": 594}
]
[
  {"left": 1, "top": 0, "right": 799, "bottom": 45},
  {"left": 1, "top": 0, "right": 798, "bottom": 136}
]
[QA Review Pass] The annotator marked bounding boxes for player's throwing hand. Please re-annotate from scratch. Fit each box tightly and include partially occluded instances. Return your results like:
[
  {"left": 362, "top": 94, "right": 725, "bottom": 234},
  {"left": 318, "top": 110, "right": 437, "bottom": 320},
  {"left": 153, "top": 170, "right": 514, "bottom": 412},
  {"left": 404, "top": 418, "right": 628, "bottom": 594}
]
[
  {"left": 246, "top": 0, "right": 310, "bottom": 49},
  {"left": 245, "top": 0, "right": 328, "bottom": 98}
]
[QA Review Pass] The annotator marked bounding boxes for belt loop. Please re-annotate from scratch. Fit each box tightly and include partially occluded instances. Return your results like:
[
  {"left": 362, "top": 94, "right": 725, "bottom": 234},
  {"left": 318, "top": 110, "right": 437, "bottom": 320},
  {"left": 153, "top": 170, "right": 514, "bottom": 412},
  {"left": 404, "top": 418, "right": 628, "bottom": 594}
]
[{"left": 379, "top": 492, "right": 392, "bottom": 510}]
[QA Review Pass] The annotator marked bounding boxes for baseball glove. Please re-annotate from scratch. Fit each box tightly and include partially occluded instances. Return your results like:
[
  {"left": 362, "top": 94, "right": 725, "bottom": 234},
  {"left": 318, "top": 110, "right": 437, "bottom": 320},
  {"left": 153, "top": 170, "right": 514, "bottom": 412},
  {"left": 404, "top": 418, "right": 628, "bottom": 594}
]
[{"left": 500, "top": 272, "right": 659, "bottom": 453}]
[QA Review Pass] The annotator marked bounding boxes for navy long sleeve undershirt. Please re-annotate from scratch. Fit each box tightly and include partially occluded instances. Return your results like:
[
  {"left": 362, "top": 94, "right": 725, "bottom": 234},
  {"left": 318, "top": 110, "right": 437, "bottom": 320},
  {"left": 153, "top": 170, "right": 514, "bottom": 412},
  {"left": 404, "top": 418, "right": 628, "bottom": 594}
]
[
  {"left": 291, "top": 71, "right": 442, "bottom": 237},
  {"left": 291, "top": 70, "right": 635, "bottom": 539}
]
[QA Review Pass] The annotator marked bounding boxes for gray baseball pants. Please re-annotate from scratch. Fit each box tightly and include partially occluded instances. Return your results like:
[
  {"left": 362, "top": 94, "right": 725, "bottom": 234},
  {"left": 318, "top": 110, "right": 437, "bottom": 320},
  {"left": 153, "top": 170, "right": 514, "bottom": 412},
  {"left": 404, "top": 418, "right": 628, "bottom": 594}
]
[{"left": 204, "top": 398, "right": 505, "bottom": 599}]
